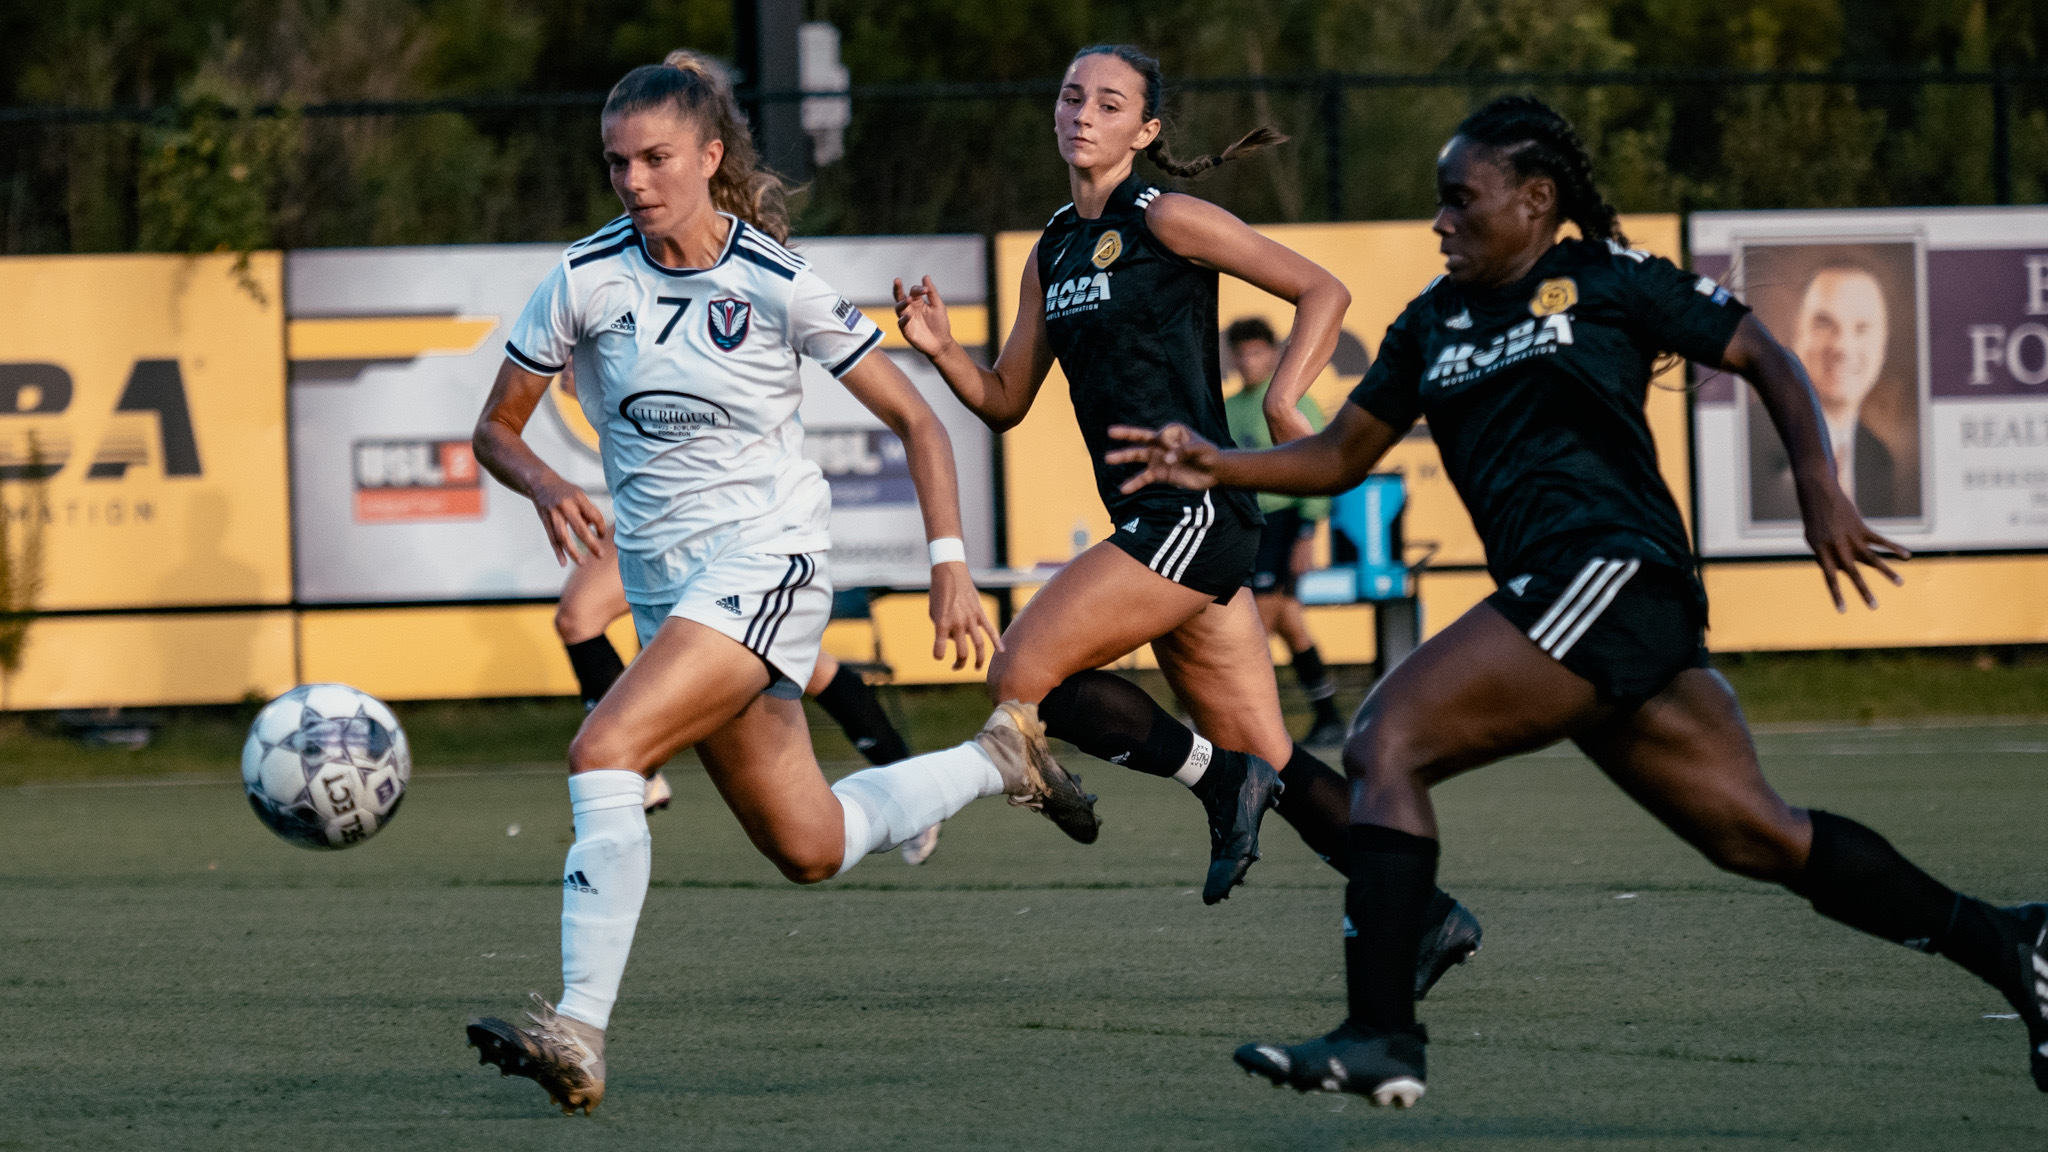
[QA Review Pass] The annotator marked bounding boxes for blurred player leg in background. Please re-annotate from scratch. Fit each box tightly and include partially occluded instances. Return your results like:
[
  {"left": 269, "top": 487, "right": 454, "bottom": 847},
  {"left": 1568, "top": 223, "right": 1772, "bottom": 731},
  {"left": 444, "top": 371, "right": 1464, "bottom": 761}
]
[{"left": 1250, "top": 507, "right": 1346, "bottom": 746}]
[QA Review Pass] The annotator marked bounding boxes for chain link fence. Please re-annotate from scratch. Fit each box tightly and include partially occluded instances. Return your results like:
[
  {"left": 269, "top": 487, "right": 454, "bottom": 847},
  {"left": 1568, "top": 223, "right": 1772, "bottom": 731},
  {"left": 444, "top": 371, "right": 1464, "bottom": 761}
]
[{"left": 4, "top": 68, "right": 2047, "bottom": 255}]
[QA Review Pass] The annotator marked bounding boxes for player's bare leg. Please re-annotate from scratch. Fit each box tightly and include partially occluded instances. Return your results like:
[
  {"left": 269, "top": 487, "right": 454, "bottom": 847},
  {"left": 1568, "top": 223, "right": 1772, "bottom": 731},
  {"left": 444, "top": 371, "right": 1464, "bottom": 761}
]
[
  {"left": 550, "top": 553, "right": 677, "bottom": 812},
  {"left": 1577, "top": 668, "right": 2048, "bottom": 1091},
  {"left": 471, "top": 617, "right": 1091, "bottom": 1112}
]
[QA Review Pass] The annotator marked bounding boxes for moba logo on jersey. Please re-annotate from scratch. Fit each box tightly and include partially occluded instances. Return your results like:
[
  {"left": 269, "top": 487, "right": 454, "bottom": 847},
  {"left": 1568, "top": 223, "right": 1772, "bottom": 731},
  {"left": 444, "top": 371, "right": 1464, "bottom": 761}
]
[
  {"left": 351, "top": 439, "right": 483, "bottom": 523},
  {"left": 1092, "top": 230, "right": 1123, "bottom": 269},
  {"left": 1530, "top": 277, "right": 1578, "bottom": 318},
  {"left": 620, "top": 391, "right": 732, "bottom": 441},
  {"left": 1424, "top": 314, "right": 1576, "bottom": 387},
  {"left": 0, "top": 360, "right": 201, "bottom": 481},
  {"left": 1045, "top": 273, "right": 1113, "bottom": 318},
  {"left": 707, "top": 298, "right": 751, "bottom": 351}
]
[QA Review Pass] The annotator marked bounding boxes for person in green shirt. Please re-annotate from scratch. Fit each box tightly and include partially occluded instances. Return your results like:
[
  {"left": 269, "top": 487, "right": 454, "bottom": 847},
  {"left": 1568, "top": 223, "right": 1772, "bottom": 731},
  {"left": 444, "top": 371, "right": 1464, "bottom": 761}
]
[{"left": 1223, "top": 317, "right": 1346, "bottom": 745}]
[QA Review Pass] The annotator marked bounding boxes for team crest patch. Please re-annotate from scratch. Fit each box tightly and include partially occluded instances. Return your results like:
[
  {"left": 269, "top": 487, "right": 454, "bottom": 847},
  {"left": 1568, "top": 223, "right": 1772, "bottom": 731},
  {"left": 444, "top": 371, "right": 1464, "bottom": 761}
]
[
  {"left": 1530, "top": 278, "right": 1578, "bottom": 318},
  {"left": 1092, "top": 230, "right": 1123, "bottom": 269},
  {"left": 707, "top": 298, "right": 752, "bottom": 351}
]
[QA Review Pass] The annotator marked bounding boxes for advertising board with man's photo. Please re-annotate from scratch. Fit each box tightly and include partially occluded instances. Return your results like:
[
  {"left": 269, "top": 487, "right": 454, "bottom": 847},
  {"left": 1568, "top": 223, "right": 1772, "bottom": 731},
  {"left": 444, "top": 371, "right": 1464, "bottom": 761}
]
[{"left": 1691, "top": 208, "right": 2048, "bottom": 557}]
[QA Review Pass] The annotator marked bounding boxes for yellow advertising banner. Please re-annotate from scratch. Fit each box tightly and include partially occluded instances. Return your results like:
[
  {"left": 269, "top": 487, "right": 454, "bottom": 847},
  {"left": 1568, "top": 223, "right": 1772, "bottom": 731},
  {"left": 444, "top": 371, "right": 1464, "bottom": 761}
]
[
  {"left": 995, "top": 216, "right": 1688, "bottom": 576},
  {"left": 0, "top": 252, "right": 292, "bottom": 610}
]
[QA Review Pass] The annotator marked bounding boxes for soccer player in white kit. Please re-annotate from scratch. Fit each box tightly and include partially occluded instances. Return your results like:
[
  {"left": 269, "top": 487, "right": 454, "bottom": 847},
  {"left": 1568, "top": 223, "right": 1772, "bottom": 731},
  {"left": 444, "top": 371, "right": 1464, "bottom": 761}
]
[{"left": 462, "top": 54, "right": 1100, "bottom": 1116}]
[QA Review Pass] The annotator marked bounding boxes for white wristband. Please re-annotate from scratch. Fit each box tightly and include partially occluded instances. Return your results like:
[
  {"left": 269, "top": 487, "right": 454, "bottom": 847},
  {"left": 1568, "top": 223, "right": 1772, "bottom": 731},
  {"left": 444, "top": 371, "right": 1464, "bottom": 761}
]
[{"left": 928, "top": 537, "right": 967, "bottom": 567}]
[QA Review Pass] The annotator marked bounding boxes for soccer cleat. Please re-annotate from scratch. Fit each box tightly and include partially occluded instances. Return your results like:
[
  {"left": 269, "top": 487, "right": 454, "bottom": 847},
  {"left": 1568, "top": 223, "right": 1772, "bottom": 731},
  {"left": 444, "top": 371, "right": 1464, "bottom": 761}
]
[
  {"left": 1234, "top": 1021, "right": 1427, "bottom": 1106},
  {"left": 643, "top": 770, "right": 672, "bottom": 814},
  {"left": 977, "top": 701, "right": 1101, "bottom": 844},
  {"left": 1415, "top": 891, "right": 1483, "bottom": 1000},
  {"left": 1303, "top": 718, "right": 1348, "bottom": 748},
  {"left": 2000, "top": 902, "right": 2048, "bottom": 1092},
  {"left": 900, "top": 821, "right": 942, "bottom": 865},
  {"left": 467, "top": 994, "right": 607, "bottom": 1115},
  {"left": 1199, "top": 754, "right": 1283, "bottom": 905}
]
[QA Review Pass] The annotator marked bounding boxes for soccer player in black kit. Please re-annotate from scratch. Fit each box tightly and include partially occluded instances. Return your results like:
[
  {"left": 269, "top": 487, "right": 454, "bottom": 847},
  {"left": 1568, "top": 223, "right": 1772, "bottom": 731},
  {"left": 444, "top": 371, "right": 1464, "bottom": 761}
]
[
  {"left": 896, "top": 43, "right": 1480, "bottom": 991},
  {"left": 1110, "top": 96, "right": 2048, "bottom": 1105}
]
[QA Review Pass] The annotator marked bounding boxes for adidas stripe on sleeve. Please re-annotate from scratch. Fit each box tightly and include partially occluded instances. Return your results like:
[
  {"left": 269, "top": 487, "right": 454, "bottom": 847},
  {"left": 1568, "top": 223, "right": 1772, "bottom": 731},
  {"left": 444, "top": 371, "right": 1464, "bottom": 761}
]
[
  {"left": 788, "top": 266, "right": 883, "bottom": 378},
  {"left": 505, "top": 260, "right": 580, "bottom": 376}
]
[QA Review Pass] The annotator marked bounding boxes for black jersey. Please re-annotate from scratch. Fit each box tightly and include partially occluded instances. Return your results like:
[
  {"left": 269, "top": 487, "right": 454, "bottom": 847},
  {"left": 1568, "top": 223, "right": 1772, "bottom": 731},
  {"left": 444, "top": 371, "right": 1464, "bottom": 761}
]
[
  {"left": 1349, "top": 238, "right": 1748, "bottom": 597},
  {"left": 1037, "top": 173, "right": 1260, "bottom": 527}
]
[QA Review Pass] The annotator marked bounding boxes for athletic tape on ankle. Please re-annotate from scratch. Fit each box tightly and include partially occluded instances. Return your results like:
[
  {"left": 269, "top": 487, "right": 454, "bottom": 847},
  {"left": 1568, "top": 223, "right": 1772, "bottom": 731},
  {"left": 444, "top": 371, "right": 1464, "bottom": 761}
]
[{"left": 1174, "top": 736, "right": 1214, "bottom": 787}]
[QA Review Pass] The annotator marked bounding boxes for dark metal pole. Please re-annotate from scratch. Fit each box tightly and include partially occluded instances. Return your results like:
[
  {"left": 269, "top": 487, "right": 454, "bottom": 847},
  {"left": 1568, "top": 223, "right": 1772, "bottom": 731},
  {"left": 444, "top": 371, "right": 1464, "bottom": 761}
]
[
  {"left": 1993, "top": 73, "right": 2013, "bottom": 206},
  {"left": 1321, "top": 73, "right": 1345, "bottom": 220},
  {"left": 732, "top": 0, "right": 811, "bottom": 183}
]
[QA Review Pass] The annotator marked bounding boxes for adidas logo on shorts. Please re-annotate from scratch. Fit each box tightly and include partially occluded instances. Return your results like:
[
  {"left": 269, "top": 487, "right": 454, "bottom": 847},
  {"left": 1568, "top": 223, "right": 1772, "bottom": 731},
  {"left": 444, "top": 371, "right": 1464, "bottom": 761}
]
[
  {"left": 1120, "top": 517, "right": 1139, "bottom": 533},
  {"left": 715, "top": 594, "right": 742, "bottom": 616},
  {"left": 608, "top": 311, "right": 637, "bottom": 334}
]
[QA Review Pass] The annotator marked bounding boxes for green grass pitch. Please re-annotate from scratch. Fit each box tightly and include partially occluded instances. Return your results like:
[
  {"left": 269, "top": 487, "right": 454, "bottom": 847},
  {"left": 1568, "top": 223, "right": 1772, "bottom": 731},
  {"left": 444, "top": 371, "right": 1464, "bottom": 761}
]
[{"left": 4, "top": 720, "right": 2046, "bottom": 1150}]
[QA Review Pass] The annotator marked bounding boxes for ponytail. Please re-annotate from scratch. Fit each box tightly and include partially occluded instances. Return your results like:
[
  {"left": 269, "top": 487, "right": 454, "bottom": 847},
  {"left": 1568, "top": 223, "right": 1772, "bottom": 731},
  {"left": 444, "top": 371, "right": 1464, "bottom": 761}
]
[
  {"left": 1070, "top": 45, "right": 1287, "bottom": 181},
  {"left": 1454, "top": 96, "right": 1626, "bottom": 248},
  {"left": 603, "top": 51, "right": 795, "bottom": 243}
]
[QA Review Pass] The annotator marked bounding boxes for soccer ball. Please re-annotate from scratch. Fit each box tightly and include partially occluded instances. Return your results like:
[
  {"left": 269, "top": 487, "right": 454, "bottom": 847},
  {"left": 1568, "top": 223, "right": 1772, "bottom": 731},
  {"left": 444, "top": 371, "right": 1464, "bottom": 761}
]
[{"left": 241, "top": 683, "right": 411, "bottom": 850}]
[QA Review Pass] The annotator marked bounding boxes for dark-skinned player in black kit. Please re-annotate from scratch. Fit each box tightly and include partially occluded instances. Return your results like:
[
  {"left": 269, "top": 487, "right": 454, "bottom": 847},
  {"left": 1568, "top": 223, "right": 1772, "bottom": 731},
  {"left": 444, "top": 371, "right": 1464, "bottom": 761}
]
[{"left": 1109, "top": 96, "right": 2048, "bottom": 1106}]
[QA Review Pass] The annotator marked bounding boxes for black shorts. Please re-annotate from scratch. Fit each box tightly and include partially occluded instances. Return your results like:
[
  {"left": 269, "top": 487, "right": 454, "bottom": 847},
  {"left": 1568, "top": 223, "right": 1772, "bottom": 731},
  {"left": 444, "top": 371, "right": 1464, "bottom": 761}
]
[
  {"left": 1250, "top": 507, "right": 1308, "bottom": 597},
  {"left": 1486, "top": 554, "right": 1709, "bottom": 709},
  {"left": 1106, "top": 490, "right": 1260, "bottom": 603}
]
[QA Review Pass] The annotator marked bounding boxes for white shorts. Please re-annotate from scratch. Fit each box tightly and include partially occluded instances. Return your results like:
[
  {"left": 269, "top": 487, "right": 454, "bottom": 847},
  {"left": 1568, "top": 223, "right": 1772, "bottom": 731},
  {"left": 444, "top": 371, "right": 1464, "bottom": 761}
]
[{"left": 629, "top": 551, "right": 831, "bottom": 699}]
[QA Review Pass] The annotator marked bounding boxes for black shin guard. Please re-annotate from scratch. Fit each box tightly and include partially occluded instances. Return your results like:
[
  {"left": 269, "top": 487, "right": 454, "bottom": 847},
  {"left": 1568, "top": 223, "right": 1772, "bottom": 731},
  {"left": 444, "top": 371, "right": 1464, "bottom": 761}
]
[
  {"left": 1345, "top": 824, "right": 1439, "bottom": 1032},
  {"left": 813, "top": 664, "right": 910, "bottom": 765},
  {"left": 1292, "top": 645, "right": 1332, "bottom": 698},
  {"left": 564, "top": 636, "right": 625, "bottom": 709},
  {"left": 1276, "top": 745, "right": 1352, "bottom": 874},
  {"left": 1039, "top": 670, "right": 1194, "bottom": 778},
  {"left": 1795, "top": 810, "right": 2017, "bottom": 999}
]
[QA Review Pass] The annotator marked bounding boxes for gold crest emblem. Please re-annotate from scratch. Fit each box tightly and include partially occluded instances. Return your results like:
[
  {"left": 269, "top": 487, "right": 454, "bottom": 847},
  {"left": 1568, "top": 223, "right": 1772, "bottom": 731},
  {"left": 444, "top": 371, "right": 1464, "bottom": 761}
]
[
  {"left": 1092, "top": 230, "right": 1123, "bottom": 269},
  {"left": 1530, "top": 277, "right": 1578, "bottom": 318}
]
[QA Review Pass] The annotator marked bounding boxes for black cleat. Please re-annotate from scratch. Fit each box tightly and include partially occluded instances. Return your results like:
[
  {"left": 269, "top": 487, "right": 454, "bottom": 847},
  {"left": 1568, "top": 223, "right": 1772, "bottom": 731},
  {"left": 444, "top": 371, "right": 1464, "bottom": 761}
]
[
  {"left": 1199, "top": 754, "right": 1283, "bottom": 905},
  {"left": 2001, "top": 902, "right": 2048, "bottom": 1092},
  {"left": 1416, "top": 891, "right": 1483, "bottom": 1000},
  {"left": 1235, "top": 1021, "right": 1427, "bottom": 1106}
]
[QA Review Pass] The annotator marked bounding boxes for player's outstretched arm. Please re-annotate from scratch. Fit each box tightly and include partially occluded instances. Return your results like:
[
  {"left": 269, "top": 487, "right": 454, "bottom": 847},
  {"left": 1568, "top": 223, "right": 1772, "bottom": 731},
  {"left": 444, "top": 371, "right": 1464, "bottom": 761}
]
[
  {"left": 1720, "top": 313, "right": 1908, "bottom": 611},
  {"left": 1145, "top": 192, "right": 1350, "bottom": 444},
  {"left": 1106, "top": 401, "right": 1407, "bottom": 498},
  {"left": 837, "top": 351, "right": 1003, "bottom": 671},
  {"left": 892, "top": 250, "right": 1056, "bottom": 433},
  {"left": 473, "top": 358, "right": 608, "bottom": 566}
]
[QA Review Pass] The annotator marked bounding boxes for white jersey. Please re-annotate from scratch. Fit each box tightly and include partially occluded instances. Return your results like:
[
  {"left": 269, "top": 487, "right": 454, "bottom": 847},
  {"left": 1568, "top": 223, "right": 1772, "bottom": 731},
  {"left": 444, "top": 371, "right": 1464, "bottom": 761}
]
[{"left": 506, "top": 214, "right": 884, "bottom": 603}]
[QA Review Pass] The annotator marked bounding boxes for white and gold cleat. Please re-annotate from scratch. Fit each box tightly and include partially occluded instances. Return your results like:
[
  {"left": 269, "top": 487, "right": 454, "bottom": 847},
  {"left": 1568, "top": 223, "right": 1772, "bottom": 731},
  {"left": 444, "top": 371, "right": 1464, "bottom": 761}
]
[
  {"left": 467, "top": 994, "right": 607, "bottom": 1115},
  {"left": 974, "top": 701, "right": 1100, "bottom": 844}
]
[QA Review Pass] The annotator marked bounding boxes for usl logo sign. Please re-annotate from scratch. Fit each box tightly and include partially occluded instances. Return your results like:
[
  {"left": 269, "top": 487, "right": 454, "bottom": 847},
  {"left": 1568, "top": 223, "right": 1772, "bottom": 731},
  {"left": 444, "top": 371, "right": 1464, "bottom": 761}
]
[
  {"left": 352, "top": 439, "right": 483, "bottom": 523},
  {"left": 707, "top": 298, "right": 751, "bottom": 351},
  {"left": 620, "top": 391, "right": 732, "bottom": 441}
]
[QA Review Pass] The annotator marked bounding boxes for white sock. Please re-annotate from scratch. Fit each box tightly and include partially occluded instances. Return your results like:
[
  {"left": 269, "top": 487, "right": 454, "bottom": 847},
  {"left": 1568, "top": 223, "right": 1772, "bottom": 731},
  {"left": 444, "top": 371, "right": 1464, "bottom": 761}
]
[
  {"left": 1173, "top": 735, "right": 1214, "bottom": 788},
  {"left": 556, "top": 769, "right": 651, "bottom": 1030},
  {"left": 830, "top": 742, "right": 1004, "bottom": 874}
]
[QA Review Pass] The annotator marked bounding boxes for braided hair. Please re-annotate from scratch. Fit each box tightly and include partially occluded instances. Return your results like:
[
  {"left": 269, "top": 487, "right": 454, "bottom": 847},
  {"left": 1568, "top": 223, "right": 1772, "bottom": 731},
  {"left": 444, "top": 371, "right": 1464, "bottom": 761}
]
[
  {"left": 1069, "top": 45, "right": 1286, "bottom": 180},
  {"left": 1454, "top": 96, "right": 1626, "bottom": 248}
]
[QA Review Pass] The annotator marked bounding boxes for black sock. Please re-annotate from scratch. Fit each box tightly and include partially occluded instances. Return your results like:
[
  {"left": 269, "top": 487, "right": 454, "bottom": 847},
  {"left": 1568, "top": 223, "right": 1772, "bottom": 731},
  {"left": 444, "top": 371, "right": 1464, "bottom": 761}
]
[
  {"left": 1345, "top": 824, "right": 1439, "bottom": 1032},
  {"left": 1794, "top": 810, "right": 2017, "bottom": 1001},
  {"left": 1276, "top": 745, "right": 1352, "bottom": 874},
  {"left": 564, "top": 636, "right": 625, "bottom": 710},
  {"left": 1293, "top": 646, "right": 1342, "bottom": 727},
  {"left": 1040, "top": 670, "right": 1194, "bottom": 778},
  {"left": 813, "top": 665, "right": 910, "bottom": 765}
]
